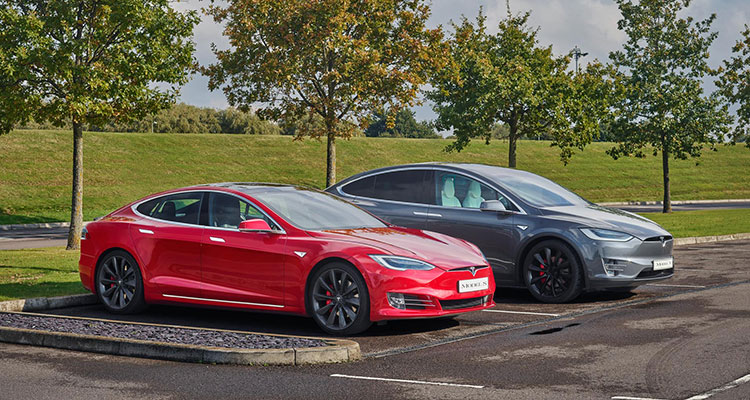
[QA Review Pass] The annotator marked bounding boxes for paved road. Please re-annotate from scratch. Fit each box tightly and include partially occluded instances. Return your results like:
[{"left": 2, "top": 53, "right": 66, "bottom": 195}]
[
  {"left": 615, "top": 201, "right": 750, "bottom": 213},
  {"left": 1, "top": 240, "right": 749, "bottom": 399},
  {"left": 0, "top": 226, "right": 68, "bottom": 250}
]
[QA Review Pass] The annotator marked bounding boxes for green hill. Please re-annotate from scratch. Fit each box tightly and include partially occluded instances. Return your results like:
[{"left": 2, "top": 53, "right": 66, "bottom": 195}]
[{"left": 2, "top": 129, "right": 749, "bottom": 224}]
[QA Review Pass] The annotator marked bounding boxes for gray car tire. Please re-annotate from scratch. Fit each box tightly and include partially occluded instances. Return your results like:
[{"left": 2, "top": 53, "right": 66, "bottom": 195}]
[{"left": 523, "top": 240, "right": 584, "bottom": 303}]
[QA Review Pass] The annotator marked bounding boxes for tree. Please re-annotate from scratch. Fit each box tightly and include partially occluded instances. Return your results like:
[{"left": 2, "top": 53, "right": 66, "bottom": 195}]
[
  {"left": 606, "top": 0, "right": 731, "bottom": 213},
  {"left": 0, "top": 1, "right": 198, "bottom": 249},
  {"left": 205, "top": 0, "right": 444, "bottom": 186},
  {"left": 365, "top": 108, "right": 438, "bottom": 138},
  {"left": 428, "top": 6, "right": 604, "bottom": 167},
  {"left": 718, "top": 25, "right": 750, "bottom": 147}
]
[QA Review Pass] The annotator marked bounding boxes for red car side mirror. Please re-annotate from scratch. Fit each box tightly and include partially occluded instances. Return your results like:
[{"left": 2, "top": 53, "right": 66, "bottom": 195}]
[{"left": 238, "top": 219, "right": 273, "bottom": 233}]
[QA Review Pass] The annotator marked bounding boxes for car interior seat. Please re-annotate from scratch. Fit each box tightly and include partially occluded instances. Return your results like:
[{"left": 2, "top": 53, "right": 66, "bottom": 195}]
[
  {"left": 462, "top": 181, "right": 485, "bottom": 208},
  {"left": 213, "top": 196, "right": 242, "bottom": 228},
  {"left": 158, "top": 201, "right": 176, "bottom": 220},
  {"left": 441, "top": 178, "right": 462, "bottom": 207}
]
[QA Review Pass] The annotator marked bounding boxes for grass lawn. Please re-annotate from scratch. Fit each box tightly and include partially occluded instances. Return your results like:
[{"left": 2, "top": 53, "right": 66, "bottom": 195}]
[
  {"left": 0, "top": 209, "right": 747, "bottom": 301},
  {"left": 0, "top": 247, "right": 86, "bottom": 301},
  {"left": 1, "top": 130, "right": 749, "bottom": 225},
  {"left": 640, "top": 209, "right": 750, "bottom": 238}
]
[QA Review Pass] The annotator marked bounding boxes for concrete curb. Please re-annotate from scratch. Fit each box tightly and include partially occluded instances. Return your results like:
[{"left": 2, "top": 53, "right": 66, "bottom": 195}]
[
  {"left": 0, "top": 294, "right": 98, "bottom": 312},
  {"left": 0, "top": 311, "right": 360, "bottom": 365},
  {"left": 598, "top": 199, "right": 750, "bottom": 206},
  {"left": 0, "top": 222, "right": 70, "bottom": 231},
  {"left": 674, "top": 232, "right": 750, "bottom": 247}
]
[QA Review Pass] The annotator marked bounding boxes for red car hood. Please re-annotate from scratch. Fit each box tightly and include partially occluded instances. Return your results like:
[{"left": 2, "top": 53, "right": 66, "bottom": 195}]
[{"left": 307, "top": 227, "right": 486, "bottom": 270}]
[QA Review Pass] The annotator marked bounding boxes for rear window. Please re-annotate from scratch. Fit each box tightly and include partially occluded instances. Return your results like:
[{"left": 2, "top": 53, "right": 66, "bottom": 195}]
[
  {"left": 341, "top": 175, "right": 376, "bottom": 198},
  {"left": 136, "top": 192, "right": 203, "bottom": 225},
  {"left": 343, "top": 169, "right": 431, "bottom": 204}
]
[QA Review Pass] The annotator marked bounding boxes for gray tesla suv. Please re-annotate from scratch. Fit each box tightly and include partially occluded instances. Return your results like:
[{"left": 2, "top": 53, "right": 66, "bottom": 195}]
[{"left": 326, "top": 163, "right": 674, "bottom": 303}]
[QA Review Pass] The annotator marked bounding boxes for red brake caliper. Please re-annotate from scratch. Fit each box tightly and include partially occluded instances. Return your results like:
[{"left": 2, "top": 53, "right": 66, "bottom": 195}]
[{"left": 540, "top": 264, "right": 546, "bottom": 283}]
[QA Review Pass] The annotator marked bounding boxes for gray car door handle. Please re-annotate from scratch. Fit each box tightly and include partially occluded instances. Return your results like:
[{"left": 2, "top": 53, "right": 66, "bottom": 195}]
[{"left": 413, "top": 211, "right": 442, "bottom": 218}]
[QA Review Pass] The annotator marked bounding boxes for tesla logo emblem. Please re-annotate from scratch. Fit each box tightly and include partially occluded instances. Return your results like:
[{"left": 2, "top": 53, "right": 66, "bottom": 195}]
[
  {"left": 294, "top": 251, "right": 307, "bottom": 258},
  {"left": 517, "top": 225, "right": 528, "bottom": 231},
  {"left": 469, "top": 267, "right": 477, "bottom": 276},
  {"left": 660, "top": 237, "right": 666, "bottom": 247}
]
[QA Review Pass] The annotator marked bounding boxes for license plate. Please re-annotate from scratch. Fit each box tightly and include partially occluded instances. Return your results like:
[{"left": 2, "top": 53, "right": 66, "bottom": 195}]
[
  {"left": 652, "top": 258, "right": 673, "bottom": 271},
  {"left": 458, "top": 277, "right": 489, "bottom": 293}
]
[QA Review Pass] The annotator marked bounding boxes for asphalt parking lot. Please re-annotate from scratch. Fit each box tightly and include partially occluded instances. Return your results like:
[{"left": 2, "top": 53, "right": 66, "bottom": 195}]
[{"left": 1, "top": 239, "right": 748, "bottom": 399}]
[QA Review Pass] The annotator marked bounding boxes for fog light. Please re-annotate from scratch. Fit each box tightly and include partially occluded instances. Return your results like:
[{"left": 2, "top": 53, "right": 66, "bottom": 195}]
[
  {"left": 482, "top": 295, "right": 491, "bottom": 305},
  {"left": 387, "top": 293, "right": 406, "bottom": 310},
  {"left": 603, "top": 258, "right": 626, "bottom": 276}
]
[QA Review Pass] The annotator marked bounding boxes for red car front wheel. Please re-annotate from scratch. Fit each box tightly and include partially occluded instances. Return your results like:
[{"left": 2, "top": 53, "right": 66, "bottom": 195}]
[{"left": 309, "top": 262, "right": 372, "bottom": 335}]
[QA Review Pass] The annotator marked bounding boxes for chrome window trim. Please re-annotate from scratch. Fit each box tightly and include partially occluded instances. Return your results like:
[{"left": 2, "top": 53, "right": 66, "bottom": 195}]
[
  {"left": 337, "top": 165, "right": 528, "bottom": 215},
  {"left": 131, "top": 189, "right": 287, "bottom": 235},
  {"left": 162, "top": 294, "right": 283, "bottom": 308}
]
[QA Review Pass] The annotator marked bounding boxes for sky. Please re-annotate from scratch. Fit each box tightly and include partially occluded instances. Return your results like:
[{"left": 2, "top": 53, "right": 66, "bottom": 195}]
[{"left": 172, "top": 0, "right": 750, "bottom": 122}]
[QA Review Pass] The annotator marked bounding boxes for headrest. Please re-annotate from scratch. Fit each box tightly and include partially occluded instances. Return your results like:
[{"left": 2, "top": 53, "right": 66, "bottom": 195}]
[
  {"left": 467, "top": 181, "right": 481, "bottom": 198},
  {"left": 442, "top": 178, "right": 455, "bottom": 197}
]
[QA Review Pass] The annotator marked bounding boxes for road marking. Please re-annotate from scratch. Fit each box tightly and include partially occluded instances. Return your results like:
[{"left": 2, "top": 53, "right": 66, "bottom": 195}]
[
  {"left": 684, "top": 372, "right": 750, "bottom": 400},
  {"left": 611, "top": 396, "right": 665, "bottom": 400},
  {"left": 330, "top": 374, "right": 484, "bottom": 389},
  {"left": 645, "top": 283, "right": 706, "bottom": 288},
  {"left": 482, "top": 309, "right": 560, "bottom": 317}
]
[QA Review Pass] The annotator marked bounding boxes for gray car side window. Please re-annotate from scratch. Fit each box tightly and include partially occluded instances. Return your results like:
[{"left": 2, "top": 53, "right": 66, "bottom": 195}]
[
  {"left": 341, "top": 175, "right": 376, "bottom": 198},
  {"left": 433, "top": 171, "right": 517, "bottom": 211},
  {"left": 342, "top": 170, "right": 431, "bottom": 204}
]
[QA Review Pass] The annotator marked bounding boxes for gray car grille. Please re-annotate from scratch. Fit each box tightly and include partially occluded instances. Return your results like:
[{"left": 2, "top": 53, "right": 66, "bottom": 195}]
[{"left": 439, "top": 296, "right": 484, "bottom": 310}]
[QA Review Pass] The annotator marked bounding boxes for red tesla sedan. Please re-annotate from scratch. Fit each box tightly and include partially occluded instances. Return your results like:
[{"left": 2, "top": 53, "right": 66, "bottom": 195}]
[{"left": 79, "top": 183, "right": 495, "bottom": 335}]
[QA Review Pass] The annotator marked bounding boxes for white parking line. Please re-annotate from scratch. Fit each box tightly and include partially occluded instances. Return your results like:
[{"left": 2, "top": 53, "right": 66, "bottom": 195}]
[
  {"left": 684, "top": 372, "right": 750, "bottom": 399},
  {"left": 482, "top": 309, "right": 560, "bottom": 317},
  {"left": 611, "top": 396, "right": 665, "bottom": 400},
  {"left": 330, "top": 374, "right": 484, "bottom": 389},
  {"left": 645, "top": 283, "right": 706, "bottom": 288}
]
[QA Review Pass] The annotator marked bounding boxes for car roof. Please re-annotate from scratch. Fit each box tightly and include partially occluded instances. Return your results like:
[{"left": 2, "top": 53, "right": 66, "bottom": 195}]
[
  {"left": 333, "top": 163, "right": 537, "bottom": 185},
  {"left": 195, "top": 182, "right": 319, "bottom": 195}
]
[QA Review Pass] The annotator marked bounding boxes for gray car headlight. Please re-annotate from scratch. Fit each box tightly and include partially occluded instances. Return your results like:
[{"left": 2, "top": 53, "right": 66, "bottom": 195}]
[
  {"left": 580, "top": 228, "right": 634, "bottom": 242},
  {"left": 369, "top": 255, "right": 436, "bottom": 271}
]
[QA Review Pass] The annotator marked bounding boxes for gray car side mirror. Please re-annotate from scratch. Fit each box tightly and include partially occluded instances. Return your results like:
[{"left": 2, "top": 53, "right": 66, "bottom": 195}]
[{"left": 480, "top": 200, "right": 508, "bottom": 212}]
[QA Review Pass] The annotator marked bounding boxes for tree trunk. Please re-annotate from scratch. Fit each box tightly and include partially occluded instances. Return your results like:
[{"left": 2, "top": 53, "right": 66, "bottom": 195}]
[
  {"left": 66, "top": 122, "right": 84, "bottom": 250},
  {"left": 661, "top": 143, "right": 672, "bottom": 214},
  {"left": 325, "top": 125, "right": 336, "bottom": 187},
  {"left": 508, "top": 118, "right": 518, "bottom": 168}
]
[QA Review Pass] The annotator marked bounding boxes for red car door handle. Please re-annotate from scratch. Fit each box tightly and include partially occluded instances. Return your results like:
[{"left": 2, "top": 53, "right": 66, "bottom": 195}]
[
  {"left": 138, "top": 229, "right": 154, "bottom": 235},
  {"left": 209, "top": 236, "right": 225, "bottom": 243}
]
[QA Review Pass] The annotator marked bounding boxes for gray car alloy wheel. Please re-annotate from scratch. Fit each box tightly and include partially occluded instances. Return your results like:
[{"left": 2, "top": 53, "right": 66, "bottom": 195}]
[
  {"left": 96, "top": 251, "right": 146, "bottom": 314},
  {"left": 309, "top": 263, "right": 371, "bottom": 335},
  {"left": 523, "top": 241, "right": 583, "bottom": 303}
]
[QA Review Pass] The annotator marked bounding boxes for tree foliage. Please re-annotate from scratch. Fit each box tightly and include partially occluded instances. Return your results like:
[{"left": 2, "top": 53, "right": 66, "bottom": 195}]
[
  {"left": 17, "top": 104, "right": 283, "bottom": 135},
  {"left": 364, "top": 108, "right": 438, "bottom": 138},
  {"left": 717, "top": 25, "right": 750, "bottom": 146},
  {"left": 428, "top": 6, "right": 606, "bottom": 168},
  {"left": 606, "top": 0, "right": 731, "bottom": 212},
  {"left": 204, "top": 0, "right": 445, "bottom": 186},
  {"left": 0, "top": 0, "right": 198, "bottom": 248}
]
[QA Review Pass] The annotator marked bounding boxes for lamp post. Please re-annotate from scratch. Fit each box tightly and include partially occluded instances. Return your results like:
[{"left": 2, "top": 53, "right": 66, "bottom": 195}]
[{"left": 572, "top": 45, "right": 588, "bottom": 75}]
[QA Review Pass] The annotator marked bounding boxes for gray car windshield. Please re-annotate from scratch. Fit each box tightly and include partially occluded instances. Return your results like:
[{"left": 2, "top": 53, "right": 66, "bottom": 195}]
[
  {"left": 501, "top": 174, "right": 590, "bottom": 208},
  {"left": 253, "top": 188, "right": 387, "bottom": 231}
]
